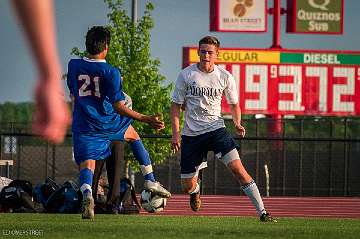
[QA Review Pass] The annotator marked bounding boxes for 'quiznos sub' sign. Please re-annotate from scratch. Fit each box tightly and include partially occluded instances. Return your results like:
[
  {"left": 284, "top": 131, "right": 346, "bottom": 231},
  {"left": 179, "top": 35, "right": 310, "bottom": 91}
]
[
  {"left": 286, "top": 0, "right": 343, "bottom": 34},
  {"left": 182, "top": 47, "right": 360, "bottom": 116}
]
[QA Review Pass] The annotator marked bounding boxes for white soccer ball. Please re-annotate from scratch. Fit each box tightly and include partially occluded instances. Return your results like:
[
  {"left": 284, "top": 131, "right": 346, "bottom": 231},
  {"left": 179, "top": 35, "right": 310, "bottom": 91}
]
[{"left": 140, "top": 189, "right": 166, "bottom": 213}]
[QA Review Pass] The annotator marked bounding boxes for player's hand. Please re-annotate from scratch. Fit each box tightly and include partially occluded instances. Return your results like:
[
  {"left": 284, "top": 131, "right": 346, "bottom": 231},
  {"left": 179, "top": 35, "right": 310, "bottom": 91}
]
[
  {"left": 146, "top": 114, "right": 165, "bottom": 130},
  {"left": 235, "top": 124, "right": 246, "bottom": 138},
  {"left": 171, "top": 133, "right": 181, "bottom": 154},
  {"left": 32, "top": 80, "right": 71, "bottom": 144}
]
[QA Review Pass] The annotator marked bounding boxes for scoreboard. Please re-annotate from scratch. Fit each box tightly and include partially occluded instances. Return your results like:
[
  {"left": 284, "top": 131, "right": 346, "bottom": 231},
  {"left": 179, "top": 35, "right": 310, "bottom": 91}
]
[{"left": 183, "top": 47, "right": 360, "bottom": 116}]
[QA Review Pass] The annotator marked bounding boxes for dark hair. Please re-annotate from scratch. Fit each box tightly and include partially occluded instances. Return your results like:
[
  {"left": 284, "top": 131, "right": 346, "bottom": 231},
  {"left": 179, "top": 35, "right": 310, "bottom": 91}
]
[
  {"left": 198, "top": 36, "right": 220, "bottom": 48},
  {"left": 85, "top": 26, "right": 111, "bottom": 55}
]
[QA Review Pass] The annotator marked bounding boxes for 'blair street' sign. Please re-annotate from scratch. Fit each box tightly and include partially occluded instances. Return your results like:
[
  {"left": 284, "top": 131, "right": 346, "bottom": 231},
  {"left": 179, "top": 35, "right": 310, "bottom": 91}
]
[
  {"left": 210, "top": 0, "right": 267, "bottom": 32},
  {"left": 286, "top": 0, "right": 343, "bottom": 34}
]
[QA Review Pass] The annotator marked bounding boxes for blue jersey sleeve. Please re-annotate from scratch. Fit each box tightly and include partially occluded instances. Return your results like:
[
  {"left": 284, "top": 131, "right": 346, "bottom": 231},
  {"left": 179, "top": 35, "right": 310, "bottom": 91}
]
[{"left": 106, "top": 68, "right": 125, "bottom": 104}]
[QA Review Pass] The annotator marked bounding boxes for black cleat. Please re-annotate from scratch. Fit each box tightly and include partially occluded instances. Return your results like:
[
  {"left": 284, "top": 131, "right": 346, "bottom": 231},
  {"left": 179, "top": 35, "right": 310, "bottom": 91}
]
[{"left": 260, "top": 213, "right": 277, "bottom": 222}]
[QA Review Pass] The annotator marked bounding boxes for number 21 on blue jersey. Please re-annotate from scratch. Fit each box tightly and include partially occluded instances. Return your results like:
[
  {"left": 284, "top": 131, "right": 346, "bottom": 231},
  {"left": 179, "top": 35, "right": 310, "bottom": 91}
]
[{"left": 78, "top": 74, "right": 101, "bottom": 98}]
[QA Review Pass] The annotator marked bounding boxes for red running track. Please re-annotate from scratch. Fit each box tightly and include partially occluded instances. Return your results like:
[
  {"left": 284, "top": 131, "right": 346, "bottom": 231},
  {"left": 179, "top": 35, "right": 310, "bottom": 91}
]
[{"left": 141, "top": 195, "right": 360, "bottom": 219}]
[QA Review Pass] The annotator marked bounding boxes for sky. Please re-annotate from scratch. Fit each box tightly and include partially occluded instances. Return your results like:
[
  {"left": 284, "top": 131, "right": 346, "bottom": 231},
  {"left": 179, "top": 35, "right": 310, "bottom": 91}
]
[{"left": 0, "top": 0, "right": 359, "bottom": 103}]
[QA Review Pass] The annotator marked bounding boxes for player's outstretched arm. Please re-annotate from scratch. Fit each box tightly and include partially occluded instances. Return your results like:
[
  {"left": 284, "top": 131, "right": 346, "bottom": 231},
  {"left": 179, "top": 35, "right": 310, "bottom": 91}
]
[
  {"left": 170, "top": 102, "right": 182, "bottom": 153},
  {"left": 11, "top": 0, "right": 70, "bottom": 144},
  {"left": 229, "top": 103, "right": 246, "bottom": 138},
  {"left": 113, "top": 101, "right": 164, "bottom": 130}
]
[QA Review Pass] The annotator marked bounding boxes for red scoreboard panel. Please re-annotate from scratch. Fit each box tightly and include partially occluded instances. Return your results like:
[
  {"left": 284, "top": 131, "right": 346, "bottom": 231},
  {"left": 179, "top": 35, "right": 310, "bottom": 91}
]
[{"left": 183, "top": 47, "right": 360, "bottom": 116}]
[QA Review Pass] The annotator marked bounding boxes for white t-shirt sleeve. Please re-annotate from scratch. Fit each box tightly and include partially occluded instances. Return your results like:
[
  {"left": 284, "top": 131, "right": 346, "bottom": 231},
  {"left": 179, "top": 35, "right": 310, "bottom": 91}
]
[
  {"left": 171, "top": 72, "right": 186, "bottom": 104},
  {"left": 224, "top": 74, "right": 239, "bottom": 104}
]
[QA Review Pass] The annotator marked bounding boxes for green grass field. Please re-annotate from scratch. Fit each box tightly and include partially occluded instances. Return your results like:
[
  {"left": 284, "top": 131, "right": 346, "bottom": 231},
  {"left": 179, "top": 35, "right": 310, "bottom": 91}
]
[{"left": 0, "top": 214, "right": 359, "bottom": 239}]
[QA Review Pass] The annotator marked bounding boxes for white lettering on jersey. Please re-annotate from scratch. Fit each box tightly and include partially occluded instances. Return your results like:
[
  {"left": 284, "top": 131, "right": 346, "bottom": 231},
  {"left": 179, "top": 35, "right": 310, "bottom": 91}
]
[{"left": 172, "top": 64, "right": 238, "bottom": 136}]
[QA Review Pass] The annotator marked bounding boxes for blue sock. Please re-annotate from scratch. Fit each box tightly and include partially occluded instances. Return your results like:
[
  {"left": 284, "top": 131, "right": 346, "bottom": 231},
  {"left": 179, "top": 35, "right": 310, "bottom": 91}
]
[
  {"left": 144, "top": 173, "right": 155, "bottom": 182},
  {"left": 79, "top": 168, "right": 93, "bottom": 195},
  {"left": 130, "top": 140, "right": 155, "bottom": 182}
]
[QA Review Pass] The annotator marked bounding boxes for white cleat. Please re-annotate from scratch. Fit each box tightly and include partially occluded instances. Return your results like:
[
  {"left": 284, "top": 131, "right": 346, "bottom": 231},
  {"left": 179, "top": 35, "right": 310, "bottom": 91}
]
[
  {"left": 144, "top": 180, "right": 171, "bottom": 198},
  {"left": 81, "top": 193, "right": 94, "bottom": 220}
]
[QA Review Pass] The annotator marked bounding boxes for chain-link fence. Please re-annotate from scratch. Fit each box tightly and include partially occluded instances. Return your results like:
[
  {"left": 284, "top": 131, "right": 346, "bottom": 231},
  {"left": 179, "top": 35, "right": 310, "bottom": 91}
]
[{"left": 1, "top": 118, "right": 359, "bottom": 196}]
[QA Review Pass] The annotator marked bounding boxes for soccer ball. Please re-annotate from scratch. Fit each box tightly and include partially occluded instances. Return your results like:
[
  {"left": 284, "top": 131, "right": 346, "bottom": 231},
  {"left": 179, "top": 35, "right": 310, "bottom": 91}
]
[{"left": 140, "top": 189, "right": 166, "bottom": 213}]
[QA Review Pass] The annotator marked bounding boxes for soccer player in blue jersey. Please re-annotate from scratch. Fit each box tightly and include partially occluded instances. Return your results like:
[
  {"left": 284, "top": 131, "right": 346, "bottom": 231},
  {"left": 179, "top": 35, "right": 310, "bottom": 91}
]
[
  {"left": 67, "top": 26, "right": 171, "bottom": 219},
  {"left": 170, "top": 36, "right": 276, "bottom": 222}
]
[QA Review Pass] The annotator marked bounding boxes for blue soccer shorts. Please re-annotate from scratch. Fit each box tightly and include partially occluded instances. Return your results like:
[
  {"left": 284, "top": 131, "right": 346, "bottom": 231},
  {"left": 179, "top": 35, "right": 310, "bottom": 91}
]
[
  {"left": 180, "top": 127, "right": 240, "bottom": 178},
  {"left": 72, "top": 125, "right": 131, "bottom": 165}
]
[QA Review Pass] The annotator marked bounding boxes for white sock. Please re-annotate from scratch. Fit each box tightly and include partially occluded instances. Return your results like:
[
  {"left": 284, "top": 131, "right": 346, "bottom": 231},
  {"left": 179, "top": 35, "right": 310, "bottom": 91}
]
[
  {"left": 80, "top": 183, "right": 92, "bottom": 196},
  {"left": 241, "top": 180, "right": 266, "bottom": 216},
  {"left": 189, "top": 182, "right": 200, "bottom": 194}
]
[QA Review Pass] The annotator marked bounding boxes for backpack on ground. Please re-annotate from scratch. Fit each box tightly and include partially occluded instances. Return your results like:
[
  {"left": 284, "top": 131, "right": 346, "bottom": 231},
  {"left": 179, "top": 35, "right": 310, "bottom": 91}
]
[
  {"left": 0, "top": 179, "right": 36, "bottom": 213},
  {"left": 96, "top": 177, "right": 140, "bottom": 214},
  {"left": 33, "top": 177, "right": 81, "bottom": 213},
  {"left": 33, "top": 177, "right": 60, "bottom": 206},
  {"left": 117, "top": 177, "right": 141, "bottom": 214}
]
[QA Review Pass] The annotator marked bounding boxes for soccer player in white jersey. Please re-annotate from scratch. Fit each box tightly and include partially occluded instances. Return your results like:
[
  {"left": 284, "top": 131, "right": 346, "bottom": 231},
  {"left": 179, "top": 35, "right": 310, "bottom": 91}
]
[{"left": 170, "top": 36, "right": 276, "bottom": 222}]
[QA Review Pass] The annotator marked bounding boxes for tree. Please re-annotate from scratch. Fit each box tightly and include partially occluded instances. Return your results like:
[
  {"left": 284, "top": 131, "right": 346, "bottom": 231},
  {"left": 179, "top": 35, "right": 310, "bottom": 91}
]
[
  {"left": 0, "top": 102, "right": 34, "bottom": 123},
  {"left": 71, "top": 0, "right": 173, "bottom": 173}
]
